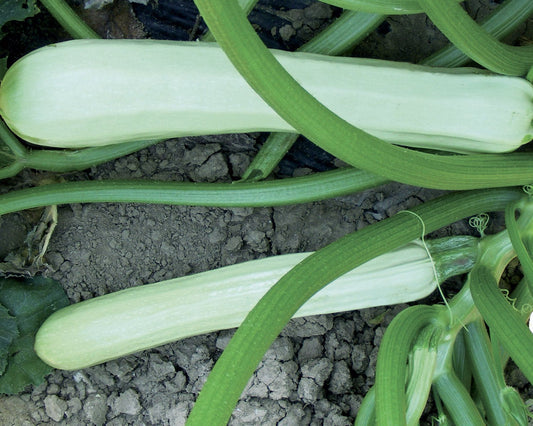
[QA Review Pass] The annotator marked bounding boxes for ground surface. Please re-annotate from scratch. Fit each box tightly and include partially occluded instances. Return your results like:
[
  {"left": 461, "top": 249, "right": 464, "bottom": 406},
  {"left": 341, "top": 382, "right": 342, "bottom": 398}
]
[{"left": 0, "top": 0, "right": 532, "bottom": 424}]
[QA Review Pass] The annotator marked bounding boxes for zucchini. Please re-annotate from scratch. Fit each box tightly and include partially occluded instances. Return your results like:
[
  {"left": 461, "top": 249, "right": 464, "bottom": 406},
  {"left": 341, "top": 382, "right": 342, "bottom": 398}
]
[
  {"left": 1, "top": 39, "right": 532, "bottom": 153},
  {"left": 34, "top": 239, "right": 477, "bottom": 370}
]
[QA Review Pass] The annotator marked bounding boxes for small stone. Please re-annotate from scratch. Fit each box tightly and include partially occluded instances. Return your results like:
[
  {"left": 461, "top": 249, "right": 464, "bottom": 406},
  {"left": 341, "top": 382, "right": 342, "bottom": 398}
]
[
  {"left": 83, "top": 393, "right": 108, "bottom": 426},
  {"left": 244, "top": 230, "right": 268, "bottom": 252},
  {"left": 111, "top": 389, "right": 142, "bottom": 416},
  {"left": 324, "top": 412, "right": 352, "bottom": 426},
  {"left": 265, "top": 337, "right": 294, "bottom": 362},
  {"left": 195, "top": 153, "right": 228, "bottom": 182},
  {"left": 224, "top": 236, "right": 242, "bottom": 251},
  {"left": 46, "top": 383, "right": 60, "bottom": 395},
  {"left": 351, "top": 344, "right": 370, "bottom": 374},
  {"left": 44, "top": 395, "right": 67, "bottom": 422},
  {"left": 166, "top": 401, "right": 191, "bottom": 425},
  {"left": 329, "top": 361, "right": 352, "bottom": 394},
  {"left": 149, "top": 354, "right": 176, "bottom": 378},
  {"left": 301, "top": 358, "right": 333, "bottom": 386},
  {"left": 67, "top": 397, "right": 83, "bottom": 415},
  {"left": 298, "top": 337, "right": 323, "bottom": 362},
  {"left": 304, "top": 2, "right": 333, "bottom": 20},
  {"left": 279, "top": 24, "right": 296, "bottom": 41},
  {"left": 297, "top": 377, "right": 320, "bottom": 403},
  {"left": 216, "top": 330, "right": 235, "bottom": 350},
  {"left": 184, "top": 144, "right": 220, "bottom": 166}
]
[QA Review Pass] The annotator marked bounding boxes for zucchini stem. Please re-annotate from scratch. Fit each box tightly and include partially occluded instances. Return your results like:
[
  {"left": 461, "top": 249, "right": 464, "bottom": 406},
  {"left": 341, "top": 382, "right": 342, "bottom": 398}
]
[{"left": 40, "top": 0, "right": 99, "bottom": 39}]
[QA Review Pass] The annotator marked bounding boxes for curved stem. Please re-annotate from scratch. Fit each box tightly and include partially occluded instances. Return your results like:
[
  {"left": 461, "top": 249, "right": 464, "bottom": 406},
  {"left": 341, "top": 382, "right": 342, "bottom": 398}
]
[
  {"left": 0, "top": 120, "right": 27, "bottom": 159},
  {"left": 200, "top": 0, "right": 258, "bottom": 42},
  {"left": 375, "top": 307, "right": 440, "bottom": 425},
  {"left": 470, "top": 265, "right": 533, "bottom": 383},
  {"left": 0, "top": 162, "right": 24, "bottom": 180},
  {"left": 422, "top": 0, "right": 533, "bottom": 68},
  {"left": 193, "top": 0, "right": 533, "bottom": 190},
  {"left": 298, "top": 10, "right": 385, "bottom": 56},
  {"left": 417, "top": 0, "right": 533, "bottom": 76},
  {"left": 464, "top": 319, "right": 510, "bottom": 425},
  {"left": 354, "top": 386, "right": 376, "bottom": 425},
  {"left": 0, "top": 168, "right": 388, "bottom": 216},
  {"left": 22, "top": 139, "right": 162, "bottom": 173},
  {"left": 185, "top": 188, "right": 523, "bottom": 425},
  {"left": 40, "top": 0, "right": 99, "bottom": 39},
  {"left": 240, "top": 10, "right": 385, "bottom": 182},
  {"left": 405, "top": 325, "right": 441, "bottom": 425},
  {"left": 505, "top": 200, "right": 533, "bottom": 294},
  {"left": 433, "top": 370, "right": 485, "bottom": 425}
]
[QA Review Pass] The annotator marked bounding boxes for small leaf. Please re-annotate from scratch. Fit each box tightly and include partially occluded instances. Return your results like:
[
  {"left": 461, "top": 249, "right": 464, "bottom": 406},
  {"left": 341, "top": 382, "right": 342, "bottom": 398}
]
[{"left": 0, "top": 276, "right": 69, "bottom": 394}]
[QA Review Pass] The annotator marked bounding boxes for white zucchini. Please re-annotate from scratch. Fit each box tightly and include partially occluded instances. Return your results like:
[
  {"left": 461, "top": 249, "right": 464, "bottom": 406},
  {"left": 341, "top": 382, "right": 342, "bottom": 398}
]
[
  {"left": 35, "top": 241, "right": 437, "bottom": 370},
  {"left": 1, "top": 39, "right": 532, "bottom": 153}
]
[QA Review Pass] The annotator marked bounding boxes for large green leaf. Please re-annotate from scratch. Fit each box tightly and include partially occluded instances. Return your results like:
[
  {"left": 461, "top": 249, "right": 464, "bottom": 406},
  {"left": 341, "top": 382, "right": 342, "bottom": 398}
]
[{"left": 0, "top": 276, "right": 69, "bottom": 394}]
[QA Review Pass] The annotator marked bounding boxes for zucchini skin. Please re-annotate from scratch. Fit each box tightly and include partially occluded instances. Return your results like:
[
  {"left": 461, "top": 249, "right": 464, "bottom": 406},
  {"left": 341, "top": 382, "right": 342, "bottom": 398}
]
[
  {"left": 34, "top": 244, "right": 435, "bottom": 370},
  {"left": 1, "top": 39, "right": 532, "bottom": 153}
]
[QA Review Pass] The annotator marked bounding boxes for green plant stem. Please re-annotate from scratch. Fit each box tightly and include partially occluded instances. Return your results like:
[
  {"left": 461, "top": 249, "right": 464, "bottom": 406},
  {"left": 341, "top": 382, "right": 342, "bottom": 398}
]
[
  {"left": 240, "top": 10, "right": 385, "bottom": 182},
  {"left": 495, "top": 278, "right": 533, "bottom": 375},
  {"left": 451, "top": 330, "right": 471, "bottom": 392},
  {"left": 354, "top": 386, "right": 375, "bottom": 425},
  {"left": 417, "top": 0, "right": 533, "bottom": 76},
  {"left": 200, "top": 0, "right": 258, "bottom": 42},
  {"left": 0, "top": 120, "right": 27, "bottom": 158},
  {"left": 192, "top": 0, "right": 533, "bottom": 190},
  {"left": 185, "top": 188, "right": 523, "bottom": 425},
  {"left": 431, "top": 307, "right": 485, "bottom": 425},
  {"left": 405, "top": 325, "right": 441, "bottom": 425},
  {"left": 431, "top": 389, "right": 451, "bottom": 425},
  {"left": 375, "top": 307, "right": 441, "bottom": 425},
  {"left": 22, "top": 139, "right": 162, "bottom": 173},
  {"left": 1, "top": 118, "right": 162, "bottom": 178},
  {"left": 0, "top": 163, "right": 23, "bottom": 180},
  {"left": 298, "top": 10, "right": 385, "bottom": 56},
  {"left": 511, "top": 278, "right": 533, "bottom": 323},
  {"left": 505, "top": 199, "right": 533, "bottom": 294},
  {"left": 470, "top": 265, "right": 533, "bottom": 383},
  {"left": 0, "top": 168, "right": 388, "bottom": 216},
  {"left": 240, "top": 133, "right": 296, "bottom": 182},
  {"left": 40, "top": 0, "right": 99, "bottom": 39},
  {"left": 464, "top": 319, "right": 510, "bottom": 425},
  {"left": 422, "top": 0, "right": 533, "bottom": 67},
  {"left": 432, "top": 371, "right": 485, "bottom": 425}
]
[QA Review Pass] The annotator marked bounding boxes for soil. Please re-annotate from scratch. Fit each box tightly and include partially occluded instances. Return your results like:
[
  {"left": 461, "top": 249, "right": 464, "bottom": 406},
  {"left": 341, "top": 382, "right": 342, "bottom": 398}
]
[{"left": 0, "top": 0, "right": 532, "bottom": 425}]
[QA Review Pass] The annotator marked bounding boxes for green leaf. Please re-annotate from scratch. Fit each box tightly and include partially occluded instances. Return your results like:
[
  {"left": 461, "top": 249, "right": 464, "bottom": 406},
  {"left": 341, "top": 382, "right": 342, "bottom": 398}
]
[
  {"left": 0, "top": 276, "right": 69, "bottom": 394},
  {"left": 0, "top": 0, "right": 39, "bottom": 33},
  {"left": 0, "top": 305, "right": 18, "bottom": 375}
]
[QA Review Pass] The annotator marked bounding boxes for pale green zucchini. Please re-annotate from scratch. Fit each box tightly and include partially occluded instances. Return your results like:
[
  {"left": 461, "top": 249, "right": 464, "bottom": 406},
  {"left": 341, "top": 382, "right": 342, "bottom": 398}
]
[
  {"left": 1, "top": 39, "right": 532, "bottom": 153},
  {"left": 34, "top": 239, "right": 477, "bottom": 370}
]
